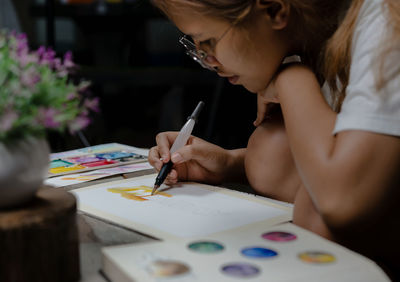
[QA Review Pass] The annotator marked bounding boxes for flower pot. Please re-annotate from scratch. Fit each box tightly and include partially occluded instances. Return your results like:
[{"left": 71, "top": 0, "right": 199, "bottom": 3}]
[{"left": 0, "top": 137, "right": 50, "bottom": 209}]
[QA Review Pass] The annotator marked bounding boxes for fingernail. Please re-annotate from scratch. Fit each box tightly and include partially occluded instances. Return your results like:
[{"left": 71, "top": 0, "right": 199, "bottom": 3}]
[{"left": 171, "top": 153, "right": 183, "bottom": 163}]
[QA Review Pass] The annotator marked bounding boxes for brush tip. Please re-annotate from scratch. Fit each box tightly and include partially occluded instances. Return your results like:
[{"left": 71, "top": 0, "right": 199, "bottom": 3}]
[{"left": 151, "top": 185, "right": 159, "bottom": 195}]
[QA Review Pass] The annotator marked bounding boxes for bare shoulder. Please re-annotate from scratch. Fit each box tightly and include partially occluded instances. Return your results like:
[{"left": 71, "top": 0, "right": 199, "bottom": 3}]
[{"left": 275, "top": 63, "right": 316, "bottom": 87}]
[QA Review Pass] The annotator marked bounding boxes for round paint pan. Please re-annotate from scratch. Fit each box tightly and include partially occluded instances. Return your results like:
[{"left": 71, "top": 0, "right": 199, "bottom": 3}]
[
  {"left": 241, "top": 247, "right": 278, "bottom": 259},
  {"left": 188, "top": 241, "right": 225, "bottom": 254},
  {"left": 147, "top": 260, "right": 190, "bottom": 278},
  {"left": 298, "top": 251, "right": 336, "bottom": 264},
  {"left": 262, "top": 231, "right": 297, "bottom": 242},
  {"left": 221, "top": 262, "right": 260, "bottom": 278}
]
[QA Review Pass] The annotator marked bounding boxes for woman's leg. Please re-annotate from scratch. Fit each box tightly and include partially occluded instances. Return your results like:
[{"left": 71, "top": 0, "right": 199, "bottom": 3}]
[{"left": 245, "top": 111, "right": 301, "bottom": 203}]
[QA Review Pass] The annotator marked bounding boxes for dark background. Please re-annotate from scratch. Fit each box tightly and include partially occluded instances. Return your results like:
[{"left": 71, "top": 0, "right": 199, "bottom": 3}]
[{"left": 6, "top": 0, "right": 256, "bottom": 152}]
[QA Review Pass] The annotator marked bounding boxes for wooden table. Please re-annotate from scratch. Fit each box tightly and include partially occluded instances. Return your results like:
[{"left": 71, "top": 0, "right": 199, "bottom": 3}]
[{"left": 0, "top": 188, "right": 79, "bottom": 282}]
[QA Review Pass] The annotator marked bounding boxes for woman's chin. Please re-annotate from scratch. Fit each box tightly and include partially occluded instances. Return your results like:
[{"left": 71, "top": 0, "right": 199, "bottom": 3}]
[{"left": 241, "top": 83, "right": 258, "bottom": 93}]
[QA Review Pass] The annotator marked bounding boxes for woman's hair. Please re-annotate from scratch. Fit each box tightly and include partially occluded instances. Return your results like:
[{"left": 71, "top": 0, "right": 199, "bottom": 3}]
[
  {"left": 152, "top": 0, "right": 400, "bottom": 112},
  {"left": 151, "top": 0, "right": 345, "bottom": 70}
]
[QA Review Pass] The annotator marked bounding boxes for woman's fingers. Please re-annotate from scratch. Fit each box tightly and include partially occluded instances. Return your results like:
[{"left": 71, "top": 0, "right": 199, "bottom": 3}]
[
  {"left": 149, "top": 132, "right": 179, "bottom": 171},
  {"left": 254, "top": 96, "right": 269, "bottom": 127},
  {"left": 171, "top": 139, "right": 206, "bottom": 165},
  {"left": 165, "top": 169, "right": 179, "bottom": 184},
  {"left": 148, "top": 146, "right": 163, "bottom": 170},
  {"left": 155, "top": 131, "right": 178, "bottom": 162}
]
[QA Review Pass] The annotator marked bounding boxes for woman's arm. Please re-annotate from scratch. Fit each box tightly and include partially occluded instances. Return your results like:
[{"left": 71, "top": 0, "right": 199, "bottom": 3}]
[{"left": 276, "top": 64, "right": 400, "bottom": 227}]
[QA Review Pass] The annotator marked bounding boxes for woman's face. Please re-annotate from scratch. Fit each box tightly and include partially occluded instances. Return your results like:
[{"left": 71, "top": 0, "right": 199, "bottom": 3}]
[{"left": 171, "top": 7, "right": 291, "bottom": 93}]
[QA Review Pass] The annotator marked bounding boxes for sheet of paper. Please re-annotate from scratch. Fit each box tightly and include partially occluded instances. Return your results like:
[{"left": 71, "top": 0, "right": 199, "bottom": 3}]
[
  {"left": 50, "top": 143, "right": 149, "bottom": 160},
  {"left": 45, "top": 162, "right": 153, "bottom": 188},
  {"left": 48, "top": 143, "right": 149, "bottom": 177},
  {"left": 72, "top": 174, "right": 291, "bottom": 240}
]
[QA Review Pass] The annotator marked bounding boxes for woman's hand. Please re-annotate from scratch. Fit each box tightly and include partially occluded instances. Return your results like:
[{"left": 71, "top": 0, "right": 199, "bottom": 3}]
[
  {"left": 253, "top": 62, "right": 306, "bottom": 127},
  {"left": 148, "top": 132, "right": 246, "bottom": 185}
]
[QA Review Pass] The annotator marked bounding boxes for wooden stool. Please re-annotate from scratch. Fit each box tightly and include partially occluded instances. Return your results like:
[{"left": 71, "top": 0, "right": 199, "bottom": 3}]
[{"left": 0, "top": 187, "right": 80, "bottom": 282}]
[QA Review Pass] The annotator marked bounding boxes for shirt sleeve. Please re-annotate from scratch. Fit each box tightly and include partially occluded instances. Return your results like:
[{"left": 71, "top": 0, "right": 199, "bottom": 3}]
[{"left": 333, "top": 0, "right": 400, "bottom": 136}]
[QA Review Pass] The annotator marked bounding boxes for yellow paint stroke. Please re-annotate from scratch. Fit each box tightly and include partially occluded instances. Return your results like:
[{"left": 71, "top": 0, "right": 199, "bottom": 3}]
[
  {"left": 107, "top": 186, "right": 172, "bottom": 201},
  {"left": 50, "top": 165, "right": 86, "bottom": 174}
]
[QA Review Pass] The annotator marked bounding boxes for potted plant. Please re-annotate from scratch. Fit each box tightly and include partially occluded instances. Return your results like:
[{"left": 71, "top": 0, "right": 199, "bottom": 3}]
[{"left": 0, "top": 30, "right": 99, "bottom": 208}]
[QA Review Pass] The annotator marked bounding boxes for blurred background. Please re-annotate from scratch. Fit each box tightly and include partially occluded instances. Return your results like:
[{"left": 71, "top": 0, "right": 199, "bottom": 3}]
[{"left": 0, "top": 0, "right": 256, "bottom": 152}]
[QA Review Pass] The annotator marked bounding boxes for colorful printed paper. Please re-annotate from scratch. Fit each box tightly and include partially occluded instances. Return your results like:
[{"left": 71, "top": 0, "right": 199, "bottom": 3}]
[
  {"left": 48, "top": 143, "right": 148, "bottom": 177},
  {"left": 45, "top": 162, "right": 153, "bottom": 188}
]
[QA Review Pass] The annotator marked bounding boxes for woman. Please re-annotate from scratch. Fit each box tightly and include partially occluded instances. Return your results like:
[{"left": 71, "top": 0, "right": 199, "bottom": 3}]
[{"left": 148, "top": 0, "right": 400, "bottom": 278}]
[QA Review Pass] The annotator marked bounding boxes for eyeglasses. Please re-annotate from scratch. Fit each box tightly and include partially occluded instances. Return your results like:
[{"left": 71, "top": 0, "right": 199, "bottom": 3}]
[{"left": 179, "top": 25, "right": 233, "bottom": 72}]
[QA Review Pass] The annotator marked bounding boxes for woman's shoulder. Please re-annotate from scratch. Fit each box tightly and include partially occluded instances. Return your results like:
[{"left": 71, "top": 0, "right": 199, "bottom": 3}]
[
  {"left": 352, "top": 0, "right": 387, "bottom": 48},
  {"left": 334, "top": 0, "right": 400, "bottom": 136}
]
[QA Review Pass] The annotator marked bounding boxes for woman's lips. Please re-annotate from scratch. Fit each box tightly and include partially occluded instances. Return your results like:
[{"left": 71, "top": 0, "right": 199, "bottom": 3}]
[{"left": 217, "top": 72, "right": 240, "bottom": 85}]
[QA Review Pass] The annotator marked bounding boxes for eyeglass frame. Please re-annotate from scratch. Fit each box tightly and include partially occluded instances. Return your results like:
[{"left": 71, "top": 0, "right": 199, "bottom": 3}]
[{"left": 178, "top": 24, "right": 234, "bottom": 72}]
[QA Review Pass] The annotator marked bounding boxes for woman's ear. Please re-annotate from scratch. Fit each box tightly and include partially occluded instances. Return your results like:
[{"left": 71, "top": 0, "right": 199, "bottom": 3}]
[{"left": 256, "top": 0, "right": 290, "bottom": 30}]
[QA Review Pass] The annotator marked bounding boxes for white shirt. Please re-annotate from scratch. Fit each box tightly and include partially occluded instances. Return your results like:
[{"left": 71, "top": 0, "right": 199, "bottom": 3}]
[{"left": 323, "top": 0, "right": 400, "bottom": 136}]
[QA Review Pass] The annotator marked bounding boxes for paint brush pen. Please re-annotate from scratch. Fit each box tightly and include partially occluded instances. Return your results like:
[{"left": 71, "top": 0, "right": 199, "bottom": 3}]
[{"left": 151, "top": 101, "right": 205, "bottom": 195}]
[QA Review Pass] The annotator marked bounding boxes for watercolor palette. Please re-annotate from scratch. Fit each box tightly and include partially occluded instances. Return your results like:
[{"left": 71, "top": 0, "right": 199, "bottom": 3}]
[
  {"left": 102, "top": 223, "right": 390, "bottom": 282},
  {"left": 48, "top": 143, "right": 147, "bottom": 177}
]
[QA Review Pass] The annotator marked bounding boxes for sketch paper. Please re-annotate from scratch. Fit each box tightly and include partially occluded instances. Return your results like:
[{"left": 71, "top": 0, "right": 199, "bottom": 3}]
[
  {"left": 73, "top": 174, "right": 292, "bottom": 240},
  {"left": 102, "top": 223, "right": 390, "bottom": 282},
  {"left": 45, "top": 162, "right": 153, "bottom": 188}
]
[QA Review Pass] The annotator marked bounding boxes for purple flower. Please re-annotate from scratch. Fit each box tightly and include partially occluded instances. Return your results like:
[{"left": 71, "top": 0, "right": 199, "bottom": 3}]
[
  {"left": 20, "top": 67, "right": 41, "bottom": 88},
  {"left": 0, "top": 109, "right": 18, "bottom": 132},
  {"left": 16, "top": 33, "right": 27, "bottom": 41},
  {"left": 39, "top": 47, "right": 56, "bottom": 67},
  {"left": 36, "top": 46, "right": 46, "bottom": 57},
  {"left": 37, "top": 107, "right": 61, "bottom": 129},
  {"left": 78, "top": 81, "right": 91, "bottom": 92},
  {"left": 68, "top": 114, "right": 90, "bottom": 133},
  {"left": 16, "top": 33, "right": 28, "bottom": 55},
  {"left": 84, "top": 97, "right": 100, "bottom": 113},
  {"left": 66, "top": 93, "right": 77, "bottom": 100},
  {"left": 18, "top": 53, "right": 39, "bottom": 68},
  {"left": 53, "top": 57, "right": 62, "bottom": 71},
  {"left": 63, "top": 51, "right": 75, "bottom": 69}
]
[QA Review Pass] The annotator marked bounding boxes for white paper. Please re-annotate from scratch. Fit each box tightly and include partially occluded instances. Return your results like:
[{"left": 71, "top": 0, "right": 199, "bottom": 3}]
[{"left": 73, "top": 175, "right": 291, "bottom": 239}]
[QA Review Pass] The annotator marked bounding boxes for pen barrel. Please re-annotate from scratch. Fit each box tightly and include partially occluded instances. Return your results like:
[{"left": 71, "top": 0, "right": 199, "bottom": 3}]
[
  {"left": 189, "top": 101, "right": 205, "bottom": 121},
  {"left": 170, "top": 119, "right": 195, "bottom": 154},
  {"left": 155, "top": 161, "right": 174, "bottom": 187}
]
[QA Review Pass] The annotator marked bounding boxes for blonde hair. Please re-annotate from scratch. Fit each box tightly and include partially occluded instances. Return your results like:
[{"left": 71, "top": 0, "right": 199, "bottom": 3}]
[{"left": 152, "top": 0, "right": 400, "bottom": 111}]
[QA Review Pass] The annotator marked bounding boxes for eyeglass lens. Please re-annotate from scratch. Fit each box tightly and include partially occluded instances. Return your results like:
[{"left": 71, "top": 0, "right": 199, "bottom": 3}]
[{"left": 179, "top": 36, "right": 216, "bottom": 71}]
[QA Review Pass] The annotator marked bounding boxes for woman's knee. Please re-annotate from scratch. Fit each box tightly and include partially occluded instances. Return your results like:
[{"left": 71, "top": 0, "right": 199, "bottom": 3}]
[{"left": 245, "top": 120, "right": 299, "bottom": 202}]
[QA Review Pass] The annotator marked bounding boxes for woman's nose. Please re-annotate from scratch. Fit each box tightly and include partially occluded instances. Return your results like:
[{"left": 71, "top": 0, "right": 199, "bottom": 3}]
[{"left": 204, "top": 55, "right": 221, "bottom": 68}]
